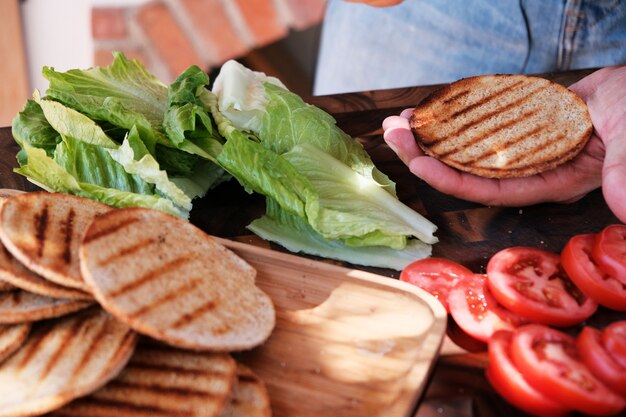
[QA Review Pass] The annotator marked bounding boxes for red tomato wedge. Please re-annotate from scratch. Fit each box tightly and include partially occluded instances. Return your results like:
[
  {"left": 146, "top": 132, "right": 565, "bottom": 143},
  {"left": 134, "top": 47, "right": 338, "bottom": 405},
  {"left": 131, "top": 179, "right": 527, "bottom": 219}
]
[
  {"left": 486, "top": 330, "right": 570, "bottom": 417},
  {"left": 400, "top": 257, "right": 473, "bottom": 311},
  {"left": 577, "top": 326, "right": 626, "bottom": 397},
  {"left": 602, "top": 321, "right": 626, "bottom": 369},
  {"left": 486, "top": 247, "right": 597, "bottom": 327},
  {"left": 593, "top": 224, "right": 626, "bottom": 285},
  {"left": 448, "top": 274, "right": 527, "bottom": 343},
  {"left": 510, "top": 324, "right": 626, "bottom": 416},
  {"left": 561, "top": 233, "right": 626, "bottom": 311}
]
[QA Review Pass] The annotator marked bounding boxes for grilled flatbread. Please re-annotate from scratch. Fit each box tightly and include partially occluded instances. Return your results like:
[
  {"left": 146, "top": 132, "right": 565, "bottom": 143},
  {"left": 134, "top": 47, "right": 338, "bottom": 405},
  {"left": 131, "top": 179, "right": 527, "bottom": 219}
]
[
  {"left": 0, "top": 307, "right": 137, "bottom": 417},
  {"left": 221, "top": 363, "right": 272, "bottom": 417},
  {"left": 0, "top": 195, "right": 18, "bottom": 293},
  {"left": 79, "top": 208, "right": 275, "bottom": 351},
  {"left": 0, "top": 190, "right": 22, "bottom": 201},
  {"left": 49, "top": 342, "right": 237, "bottom": 417},
  {"left": 0, "top": 242, "right": 92, "bottom": 301},
  {"left": 0, "top": 290, "right": 93, "bottom": 324},
  {"left": 409, "top": 74, "right": 593, "bottom": 178},
  {"left": 0, "top": 192, "right": 111, "bottom": 292},
  {"left": 0, "top": 323, "right": 30, "bottom": 364}
]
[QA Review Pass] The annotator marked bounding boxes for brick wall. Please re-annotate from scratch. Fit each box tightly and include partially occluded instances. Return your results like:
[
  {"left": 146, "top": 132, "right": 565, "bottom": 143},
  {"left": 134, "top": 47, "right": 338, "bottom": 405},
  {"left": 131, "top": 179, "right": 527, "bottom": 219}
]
[{"left": 92, "top": 0, "right": 326, "bottom": 84}]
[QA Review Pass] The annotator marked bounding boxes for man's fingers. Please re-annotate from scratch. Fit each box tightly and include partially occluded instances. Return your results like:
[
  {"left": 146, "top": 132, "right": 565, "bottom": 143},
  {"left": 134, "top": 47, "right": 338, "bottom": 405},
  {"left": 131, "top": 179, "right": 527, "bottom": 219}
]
[
  {"left": 382, "top": 114, "right": 410, "bottom": 130},
  {"left": 602, "top": 131, "right": 626, "bottom": 223},
  {"left": 382, "top": 114, "right": 424, "bottom": 166},
  {"left": 568, "top": 66, "right": 619, "bottom": 101},
  {"left": 407, "top": 156, "right": 505, "bottom": 204},
  {"left": 400, "top": 108, "right": 414, "bottom": 119}
]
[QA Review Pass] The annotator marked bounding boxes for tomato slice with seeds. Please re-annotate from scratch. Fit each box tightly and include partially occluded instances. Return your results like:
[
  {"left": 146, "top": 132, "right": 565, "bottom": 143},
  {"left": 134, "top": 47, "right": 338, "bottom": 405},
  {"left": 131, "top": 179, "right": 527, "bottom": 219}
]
[
  {"left": 561, "top": 233, "right": 626, "bottom": 311},
  {"left": 486, "top": 247, "right": 597, "bottom": 327},
  {"left": 448, "top": 274, "right": 527, "bottom": 343},
  {"left": 602, "top": 321, "right": 626, "bottom": 369},
  {"left": 510, "top": 324, "right": 626, "bottom": 416},
  {"left": 486, "top": 330, "right": 570, "bottom": 417},
  {"left": 400, "top": 257, "right": 473, "bottom": 311},
  {"left": 577, "top": 326, "right": 626, "bottom": 397},
  {"left": 593, "top": 224, "right": 626, "bottom": 285}
]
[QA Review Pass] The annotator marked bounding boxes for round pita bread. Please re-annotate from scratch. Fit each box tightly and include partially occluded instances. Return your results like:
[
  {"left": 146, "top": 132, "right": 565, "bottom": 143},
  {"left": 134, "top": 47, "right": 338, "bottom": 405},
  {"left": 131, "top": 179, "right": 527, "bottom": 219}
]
[
  {"left": 0, "top": 241, "right": 92, "bottom": 300},
  {"left": 0, "top": 192, "right": 110, "bottom": 292},
  {"left": 0, "top": 290, "right": 94, "bottom": 324},
  {"left": 79, "top": 208, "right": 275, "bottom": 351},
  {"left": 49, "top": 342, "right": 237, "bottom": 417},
  {"left": 0, "top": 308, "right": 137, "bottom": 416},
  {"left": 222, "top": 363, "right": 272, "bottom": 417}
]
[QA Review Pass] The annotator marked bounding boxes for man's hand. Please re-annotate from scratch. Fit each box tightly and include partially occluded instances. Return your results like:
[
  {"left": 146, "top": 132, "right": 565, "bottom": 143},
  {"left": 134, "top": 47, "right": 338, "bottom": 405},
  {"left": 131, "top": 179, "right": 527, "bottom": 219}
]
[{"left": 382, "top": 66, "right": 626, "bottom": 222}]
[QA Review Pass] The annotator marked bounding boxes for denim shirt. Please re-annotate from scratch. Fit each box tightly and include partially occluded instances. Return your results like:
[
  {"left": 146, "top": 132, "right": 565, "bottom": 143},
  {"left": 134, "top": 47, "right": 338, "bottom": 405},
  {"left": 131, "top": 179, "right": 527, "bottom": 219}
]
[{"left": 314, "top": 0, "right": 626, "bottom": 95}]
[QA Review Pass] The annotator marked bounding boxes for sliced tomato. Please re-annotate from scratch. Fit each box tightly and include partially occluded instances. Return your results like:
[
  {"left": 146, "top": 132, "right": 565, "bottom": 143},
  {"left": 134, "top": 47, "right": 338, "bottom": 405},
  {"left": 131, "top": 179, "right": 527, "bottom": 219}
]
[
  {"left": 448, "top": 274, "right": 527, "bottom": 343},
  {"left": 486, "top": 247, "right": 597, "bottom": 327},
  {"left": 577, "top": 326, "right": 626, "bottom": 397},
  {"left": 446, "top": 319, "right": 487, "bottom": 353},
  {"left": 602, "top": 321, "right": 626, "bottom": 369},
  {"left": 400, "top": 257, "right": 473, "bottom": 311},
  {"left": 510, "top": 324, "right": 626, "bottom": 416},
  {"left": 593, "top": 224, "right": 626, "bottom": 285},
  {"left": 561, "top": 233, "right": 626, "bottom": 311},
  {"left": 486, "top": 330, "right": 570, "bottom": 417}
]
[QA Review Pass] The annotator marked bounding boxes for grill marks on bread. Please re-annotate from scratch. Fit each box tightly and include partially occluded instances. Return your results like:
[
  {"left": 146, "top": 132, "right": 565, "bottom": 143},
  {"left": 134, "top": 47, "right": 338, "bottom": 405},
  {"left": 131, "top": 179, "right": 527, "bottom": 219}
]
[
  {"left": 0, "top": 290, "right": 93, "bottom": 324},
  {"left": 49, "top": 343, "right": 237, "bottom": 417},
  {"left": 410, "top": 75, "right": 593, "bottom": 178},
  {"left": 107, "top": 256, "right": 190, "bottom": 298},
  {"left": 441, "top": 79, "right": 527, "bottom": 124},
  {"left": 0, "top": 323, "right": 30, "bottom": 363},
  {"left": 0, "top": 192, "right": 111, "bottom": 291},
  {"left": 80, "top": 208, "right": 275, "bottom": 351},
  {"left": 0, "top": 308, "right": 137, "bottom": 417},
  {"left": 0, "top": 239, "right": 92, "bottom": 301},
  {"left": 221, "top": 363, "right": 272, "bottom": 417}
]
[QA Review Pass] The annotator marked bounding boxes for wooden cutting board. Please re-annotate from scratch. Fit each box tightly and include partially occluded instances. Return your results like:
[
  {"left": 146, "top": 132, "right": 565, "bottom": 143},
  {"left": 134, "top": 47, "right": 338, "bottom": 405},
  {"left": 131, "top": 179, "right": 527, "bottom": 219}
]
[{"left": 221, "top": 237, "right": 448, "bottom": 417}]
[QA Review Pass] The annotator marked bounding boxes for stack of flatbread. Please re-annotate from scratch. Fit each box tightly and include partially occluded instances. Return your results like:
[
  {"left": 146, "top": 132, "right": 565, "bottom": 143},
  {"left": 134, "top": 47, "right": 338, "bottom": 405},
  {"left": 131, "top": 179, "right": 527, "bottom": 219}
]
[{"left": 0, "top": 190, "right": 275, "bottom": 417}]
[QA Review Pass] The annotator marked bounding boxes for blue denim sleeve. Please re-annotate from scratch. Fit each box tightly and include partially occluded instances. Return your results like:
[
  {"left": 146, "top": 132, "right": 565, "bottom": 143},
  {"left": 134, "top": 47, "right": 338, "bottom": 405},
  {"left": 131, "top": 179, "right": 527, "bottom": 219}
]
[{"left": 313, "top": 0, "right": 626, "bottom": 95}]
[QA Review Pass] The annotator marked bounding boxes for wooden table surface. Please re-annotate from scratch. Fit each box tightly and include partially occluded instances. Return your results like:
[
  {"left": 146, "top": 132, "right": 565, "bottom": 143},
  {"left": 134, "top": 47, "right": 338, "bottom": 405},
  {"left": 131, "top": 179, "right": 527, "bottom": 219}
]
[{"left": 1, "top": 68, "right": 624, "bottom": 417}]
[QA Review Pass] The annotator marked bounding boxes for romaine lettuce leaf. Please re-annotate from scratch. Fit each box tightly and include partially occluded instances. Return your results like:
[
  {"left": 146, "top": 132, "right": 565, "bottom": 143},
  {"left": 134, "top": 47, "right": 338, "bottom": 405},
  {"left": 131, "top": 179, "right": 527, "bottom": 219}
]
[
  {"left": 16, "top": 144, "right": 187, "bottom": 218},
  {"left": 211, "top": 59, "right": 438, "bottom": 256},
  {"left": 55, "top": 135, "right": 153, "bottom": 195},
  {"left": 106, "top": 127, "right": 192, "bottom": 210},
  {"left": 11, "top": 100, "right": 60, "bottom": 158},
  {"left": 43, "top": 52, "right": 167, "bottom": 140},
  {"left": 282, "top": 143, "right": 437, "bottom": 246},
  {"left": 163, "top": 65, "right": 223, "bottom": 159},
  {"left": 249, "top": 199, "right": 432, "bottom": 270},
  {"left": 33, "top": 91, "right": 118, "bottom": 149},
  {"left": 12, "top": 54, "right": 229, "bottom": 217},
  {"left": 216, "top": 129, "right": 316, "bottom": 218},
  {"left": 42, "top": 52, "right": 218, "bottom": 162},
  {"left": 213, "top": 61, "right": 395, "bottom": 194}
]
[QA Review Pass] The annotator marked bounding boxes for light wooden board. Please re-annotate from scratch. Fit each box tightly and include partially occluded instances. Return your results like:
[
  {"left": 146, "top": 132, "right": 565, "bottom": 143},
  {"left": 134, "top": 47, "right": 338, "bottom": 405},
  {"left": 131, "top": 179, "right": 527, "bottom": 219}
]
[
  {"left": 220, "top": 238, "right": 448, "bottom": 417},
  {"left": 0, "top": 190, "right": 447, "bottom": 416}
]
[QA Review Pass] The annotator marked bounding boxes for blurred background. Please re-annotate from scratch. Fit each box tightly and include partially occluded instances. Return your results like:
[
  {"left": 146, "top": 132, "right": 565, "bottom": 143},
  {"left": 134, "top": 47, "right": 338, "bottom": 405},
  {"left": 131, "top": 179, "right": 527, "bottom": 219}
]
[{"left": 0, "top": 0, "right": 325, "bottom": 126}]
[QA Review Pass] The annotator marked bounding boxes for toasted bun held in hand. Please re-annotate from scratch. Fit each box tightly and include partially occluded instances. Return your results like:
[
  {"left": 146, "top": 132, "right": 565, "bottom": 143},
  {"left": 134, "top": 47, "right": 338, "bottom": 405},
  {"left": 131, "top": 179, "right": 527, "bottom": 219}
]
[{"left": 409, "top": 74, "right": 593, "bottom": 178}]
